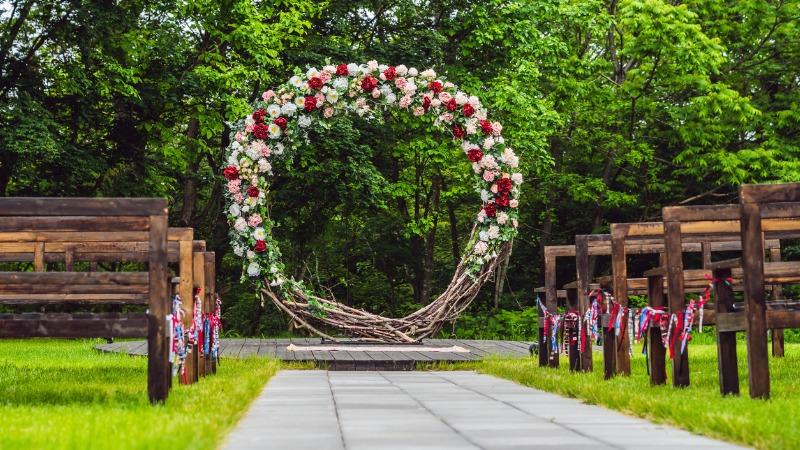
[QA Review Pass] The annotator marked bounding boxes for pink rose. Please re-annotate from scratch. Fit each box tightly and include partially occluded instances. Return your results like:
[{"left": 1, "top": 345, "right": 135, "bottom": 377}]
[
  {"left": 490, "top": 183, "right": 498, "bottom": 193},
  {"left": 235, "top": 132, "right": 245, "bottom": 142},
  {"left": 438, "top": 92, "right": 452, "bottom": 103},
  {"left": 244, "top": 124, "right": 254, "bottom": 133},
  {"left": 483, "top": 171, "right": 496, "bottom": 182},
  {"left": 492, "top": 122, "right": 503, "bottom": 136},
  {"left": 323, "top": 107, "right": 334, "bottom": 118},
  {"left": 233, "top": 193, "right": 244, "bottom": 203},
  {"left": 248, "top": 214, "right": 262, "bottom": 227},
  {"left": 413, "top": 106, "right": 425, "bottom": 116},
  {"left": 319, "top": 71, "right": 331, "bottom": 83},
  {"left": 262, "top": 90, "right": 275, "bottom": 101},
  {"left": 227, "top": 179, "right": 241, "bottom": 194},
  {"left": 315, "top": 93, "right": 325, "bottom": 104},
  {"left": 399, "top": 95, "right": 412, "bottom": 108},
  {"left": 510, "top": 199, "right": 519, "bottom": 208},
  {"left": 394, "top": 77, "right": 407, "bottom": 89},
  {"left": 372, "top": 88, "right": 381, "bottom": 99}
]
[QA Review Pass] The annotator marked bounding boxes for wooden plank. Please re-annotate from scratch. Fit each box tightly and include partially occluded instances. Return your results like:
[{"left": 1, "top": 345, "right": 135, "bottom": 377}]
[
  {"left": 64, "top": 245, "right": 74, "bottom": 271},
  {"left": 544, "top": 245, "right": 576, "bottom": 257},
  {"left": 204, "top": 252, "right": 217, "bottom": 374},
  {"left": 33, "top": 242, "right": 44, "bottom": 272},
  {"left": 664, "top": 220, "right": 690, "bottom": 388},
  {"left": 0, "top": 313, "right": 148, "bottom": 337},
  {"left": 147, "top": 213, "right": 169, "bottom": 404},
  {"left": 0, "top": 216, "right": 150, "bottom": 231},
  {"left": 0, "top": 197, "right": 166, "bottom": 216},
  {"left": 740, "top": 183, "right": 800, "bottom": 204},
  {"left": 0, "top": 293, "right": 148, "bottom": 303},
  {"left": 770, "top": 247, "right": 785, "bottom": 358},
  {"left": 0, "top": 231, "right": 150, "bottom": 242},
  {"left": 0, "top": 271, "right": 149, "bottom": 284},
  {"left": 740, "top": 200, "right": 770, "bottom": 399},
  {"left": 610, "top": 225, "right": 630, "bottom": 376},
  {"left": 663, "top": 205, "right": 740, "bottom": 222}
]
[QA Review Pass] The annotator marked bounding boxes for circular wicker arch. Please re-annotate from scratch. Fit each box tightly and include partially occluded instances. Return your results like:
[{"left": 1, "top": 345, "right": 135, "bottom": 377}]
[{"left": 223, "top": 62, "right": 522, "bottom": 342}]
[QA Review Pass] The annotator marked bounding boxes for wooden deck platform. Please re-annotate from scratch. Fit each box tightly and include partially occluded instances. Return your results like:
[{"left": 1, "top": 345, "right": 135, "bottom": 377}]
[{"left": 96, "top": 338, "right": 535, "bottom": 370}]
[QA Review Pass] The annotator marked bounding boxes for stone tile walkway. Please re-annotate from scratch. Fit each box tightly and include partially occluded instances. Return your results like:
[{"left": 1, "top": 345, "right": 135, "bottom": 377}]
[{"left": 222, "top": 370, "right": 742, "bottom": 450}]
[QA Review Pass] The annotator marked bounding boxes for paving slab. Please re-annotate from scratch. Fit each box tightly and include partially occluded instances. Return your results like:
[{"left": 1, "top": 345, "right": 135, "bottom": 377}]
[{"left": 222, "top": 370, "right": 743, "bottom": 450}]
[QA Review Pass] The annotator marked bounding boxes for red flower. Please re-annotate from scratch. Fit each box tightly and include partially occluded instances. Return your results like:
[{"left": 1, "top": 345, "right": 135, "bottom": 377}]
[
  {"left": 361, "top": 75, "right": 378, "bottom": 92},
  {"left": 467, "top": 148, "right": 483, "bottom": 163},
  {"left": 304, "top": 96, "right": 317, "bottom": 112},
  {"left": 308, "top": 77, "right": 323, "bottom": 90},
  {"left": 253, "top": 240, "right": 267, "bottom": 253},
  {"left": 422, "top": 96, "right": 431, "bottom": 110},
  {"left": 446, "top": 98, "right": 457, "bottom": 111},
  {"left": 223, "top": 166, "right": 239, "bottom": 180},
  {"left": 480, "top": 119, "right": 493, "bottom": 135},
  {"left": 495, "top": 193, "right": 510, "bottom": 207},
  {"left": 253, "top": 123, "right": 270, "bottom": 140},
  {"left": 452, "top": 125, "right": 464, "bottom": 139},
  {"left": 496, "top": 177, "right": 512, "bottom": 193},
  {"left": 383, "top": 66, "right": 396, "bottom": 81},
  {"left": 247, "top": 186, "right": 259, "bottom": 197},
  {"left": 336, "top": 64, "right": 349, "bottom": 76},
  {"left": 484, "top": 203, "right": 497, "bottom": 217},
  {"left": 274, "top": 117, "right": 288, "bottom": 130},
  {"left": 428, "top": 81, "right": 443, "bottom": 94},
  {"left": 252, "top": 108, "right": 267, "bottom": 123},
  {"left": 462, "top": 103, "right": 475, "bottom": 117}
]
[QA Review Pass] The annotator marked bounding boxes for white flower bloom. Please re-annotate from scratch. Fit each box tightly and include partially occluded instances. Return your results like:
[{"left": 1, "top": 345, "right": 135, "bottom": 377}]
[
  {"left": 258, "top": 159, "right": 271, "bottom": 173},
  {"left": 295, "top": 96, "right": 306, "bottom": 107},
  {"left": 229, "top": 204, "right": 241, "bottom": 217},
  {"left": 461, "top": 141, "right": 473, "bottom": 151},
  {"left": 479, "top": 230, "right": 489, "bottom": 242},
  {"left": 367, "top": 60, "right": 379, "bottom": 71},
  {"left": 323, "top": 65, "right": 336, "bottom": 73},
  {"left": 472, "top": 162, "right": 481, "bottom": 174},
  {"left": 480, "top": 189, "right": 491, "bottom": 202},
  {"left": 253, "top": 227, "right": 267, "bottom": 240},
  {"left": 273, "top": 143, "right": 285, "bottom": 155},
  {"left": 378, "top": 64, "right": 388, "bottom": 72},
  {"left": 227, "top": 153, "right": 240, "bottom": 166},
  {"left": 270, "top": 265, "right": 279, "bottom": 274},
  {"left": 396, "top": 64, "right": 408, "bottom": 75},
  {"left": 347, "top": 63, "right": 359, "bottom": 76},
  {"left": 385, "top": 92, "right": 396, "bottom": 104},
  {"left": 268, "top": 123, "right": 282, "bottom": 138},
  {"left": 408, "top": 67, "right": 418, "bottom": 77},
  {"left": 511, "top": 173, "right": 524, "bottom": 185},
  {"left": 480, "top": 155, "right": 498, "bottom": 169},
  {"left": 290, "top": 75, "right": 304, "bottom": 88},
  {"left": 488, "top": 225, "right": 500, "bottom": 240},
  {"left": 306, "top": 67, "right": 319, "bottom": 79},
  {"left": 333, "top": 77, "right": 348, "bottom": 90},
  {"left": 245, "top": 116, "right": 255, "bottom": 126},
  {"left": 242, "top": 204, "right": 250, "bottom": 213},
  {"left": 234, "top": 217, "right": 247, "bottom": 232},
  {"left": 421, "top": 69, "right": 436, "bottom": 79},
  {"left": 503, "top": 148, "right": 519, "bottom": 168},
  {"left": 267, "top": 104, "right": 281, "bottom": 118},
  {"left": 497, "top": 212, "right": 509, "bottom": 225},
  {"left": 326, "top": 90, "right": 339, "bottom": 103},
  {"left": 280, "top": 102, "right": 297, "bottom": 116},
  {"left": 232, "top": 245, "right": 244, "bottom": 257},
  {"left": 468, "top": 95, "right": 481, "bottom": 107},
  {"left": 247, "top": 262, "right": 260, "bottom": 277},
  {"left": 298, "top": 115, "right": 312, "bottom": 128},
  {"left": 245, "top": 145, "right": 260, "bottom": 160},
  {"left": 483, "top": 137, "right": 495, "bottom": 149},
  {"left": 477, "top": 210, "right": 486, "bottom": 223},
  {"left": 474, "top": 241, "right": 488, "bottom": 255},
  {"left": 455, "top": 92, "right": 469, "bottom": 105}
]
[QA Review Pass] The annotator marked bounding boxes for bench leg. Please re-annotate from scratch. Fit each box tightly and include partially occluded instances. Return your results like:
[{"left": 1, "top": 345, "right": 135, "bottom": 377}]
[
  {"left": 714, "top": 268, "right": 739, "bottom": 395},
  {"left": 603, "top": 321, "right": 616, "bottom": 379},
  {"left": 647, "top": 275, "right": 666, "bottom": 385}
]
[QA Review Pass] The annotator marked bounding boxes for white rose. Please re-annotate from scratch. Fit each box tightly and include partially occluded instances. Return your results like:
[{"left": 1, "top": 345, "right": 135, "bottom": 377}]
[
  {"left": 289, "top": 75, "right": 304, "bottom": 88},
  {"left": 483, "top": 137, "right": 495, "bottom": 150},
  {"left": 306, "top": 67, "right": 319, "bottom": 79},
  {"left": 497, "top": 212, "right": 509, "bottom": 225},
  {"left": 488, "top": 225, "right": 500, "bottom": 240},
  {"left": 280, "top": 103, "right": 297, "bottom": 117},
  {"left": 455, "top": 92, "right": 468, "bottom": 105},
  {"left": 479, "top": 230, "right": 489, "bottom": 242},
  {"left": 333, "top": 77, "right": 348, "bottom": 90},
  {"left": 326, "top": 90, "right": 339, "bottom": 103},
  {"left": 258, "top": 159, "right": 271, "bottom": 173},
  {"left": 480, "top": 190, "right": 491, "bottom": 202},
  {"left": 347, "top": 63, "right": 358, "bottom": 75},
  {"left": 511, "top": 173, "right": 523, "bottom": 185},
  {"left": 273, "top": 143, "right": 284, "bottom": 155},
  {"left": 267, "top": 104, "right": 281, "bottom": 118},
  {"left": 298, "top": 115, "right": 312, "bottom": 128},
  {"left": 408, "top": 67, "right": 418, "bottom": 77},
  {"left": 234, "top": 217, "right": 247, "bottom": 231},
  {"left": 367, "top": 60, "right": 379, "bottom": 71},
  {"left": 396, "top": 64, "right": 408, "bottom": 75},
  {"left": 233, "top": 245, "right": 244, "bottom": 257},
  {"left": 385, "top": 93, "right": 396, "bottom": 104},
  {"left": 247, "top": 262, "right": 261, "bottom": 277},
  {"left": 268, "top": 123, "right": 282, "bottom": 138},
  {"left": 253, "top": 227, "right": 267, "bottom": 240},
  {"left": 228, "top": 204, "right": 241, "bottom": 217}
]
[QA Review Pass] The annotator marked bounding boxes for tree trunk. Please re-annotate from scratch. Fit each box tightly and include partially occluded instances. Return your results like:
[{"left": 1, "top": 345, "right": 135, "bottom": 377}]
[
  {"left": 493, "top": 240, "right": 512, "bottom": 309},
  {"left": 179, "top": 118, "right": 201, "bottom": 226},
  {"left": 0, "top": 152, "right": 18, "bottom": 196}
]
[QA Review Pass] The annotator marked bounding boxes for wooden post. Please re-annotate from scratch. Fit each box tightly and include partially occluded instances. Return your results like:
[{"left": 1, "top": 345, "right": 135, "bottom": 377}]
[
  {"left": 646, "top": 274, "right": 666, "bottom": 385},
  {"left": 769, "top": 247, "right": 785, "bottom": 358},
  {"left": 193, "top": 251, "right": 207, "bottom": 377},
  {"left": 740, "top": 201, "right": 770, "bottom": 399},
  {"left": 664, "top": 220, "right": 690, "bottom": 387},
  {"left": 713, "top": 267, "right": 739, "bottom": 395},
  {"left": 575, "top": 235, "right": 592, "bottom": 371},
  {"left": 179, "top": 239, "right": 198, "bottom": 384},
  {"left": 544, "top": 251, "right": 559, "bottom": 368},
  {"left": 204, "top": 252, "right": 217, "bottom": 374},
  {"left": 566, "top": 287, "right": 580, "bottom": 371},
  {"left": 701, "top": 241, "right": 712, "bottom": 268},
  {"left": 610, "top": 226, "right": 630, "bottom": 375},
  {"left": 147, "top": 213, "right": 170, "bottom": 404}
]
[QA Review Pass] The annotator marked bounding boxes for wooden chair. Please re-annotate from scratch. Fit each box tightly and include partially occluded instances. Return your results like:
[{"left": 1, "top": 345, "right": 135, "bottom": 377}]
[{"left": 0, "top": 198, "right": 171, "bottom": 403}]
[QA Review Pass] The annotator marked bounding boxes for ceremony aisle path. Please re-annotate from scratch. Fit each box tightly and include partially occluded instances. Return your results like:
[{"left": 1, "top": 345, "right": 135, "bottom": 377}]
[{"left": 222, "top": 370, "right": 741, "bottom": 450}]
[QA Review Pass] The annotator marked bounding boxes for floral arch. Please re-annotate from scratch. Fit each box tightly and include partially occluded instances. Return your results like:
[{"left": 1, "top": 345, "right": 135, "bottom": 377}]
[{"left": 223, "top": 61, "right": 522, "bottom": 342}]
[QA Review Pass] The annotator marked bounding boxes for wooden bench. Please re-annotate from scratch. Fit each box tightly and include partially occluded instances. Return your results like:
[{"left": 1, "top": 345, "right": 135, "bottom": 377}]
[{"left": 0, "top": 198, "right": 171, "bottom": 403}]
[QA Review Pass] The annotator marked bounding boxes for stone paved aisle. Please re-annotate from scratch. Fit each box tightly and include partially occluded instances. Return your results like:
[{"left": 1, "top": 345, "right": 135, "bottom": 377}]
[{"left": 222, "top": 371, "right": 742, "bottom": 450}]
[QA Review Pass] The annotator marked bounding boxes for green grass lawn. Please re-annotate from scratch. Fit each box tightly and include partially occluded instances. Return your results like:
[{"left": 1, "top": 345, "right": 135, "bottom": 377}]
[
  {"left": 460, "top": 343, "right": 800, "bottom": 450},
  {"left": 0, "top": 339, "right": 281, "bottom": 450}
]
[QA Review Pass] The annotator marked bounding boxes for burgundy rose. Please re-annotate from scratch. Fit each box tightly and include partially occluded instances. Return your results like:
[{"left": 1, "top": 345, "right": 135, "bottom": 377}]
[
  {"left": 223, "top": 166, "right": 239, "bottom": 180},
  {"left": 495, "top": 193, "right": 510, "bottom": 208},
  {"left": 462, "top": 103, "right": 475, "bottom": 117},
  {"left": 253, "top": 240, "right": 267, "bottom": 253},
  {"left": 253, "top": 123, "right": 270, "bottom": 140},
  {"left": 304, "top": 96, "right": 317, "bottom": 112},
  {"left": 428, "top": 81, "right": 443, "bottom": 94},
  {"left": 308, "top": 76, "right": 323, "bottom": 90},
  {"left": 452, "top": 125, "right": 464, "bottom": 139},
  {"left": 484, "top": 203, "right": 497, "bottom": 217},
  {"left": 422, "top": 96, "right": 431, "bottom": 110},
  {"left": 496, "top": 177, "right": 512, "bottom": 193},
  {"left": 336, "top": 64, "right": 349, "bottom": 76},
  {"left": 467, "top": 148, "right": 483, "bottom": 163},
  {"left": 252, "top": 108, "right": 267, "bottom": 123},
  {"left": 247, "top": 186, "right": 259, "bottom": 197},
  {"left": 361, "top": 75, "right": 378, "bottom": 92},
  {"left": 383, "top": 66, "right": 396, "bottom": 81},
  {"left": 446, "top": 98, "right": 457, "bottom": 111},
  {"left": 480, "top": 119, "right": 493, "bottom": 135},
  {"left": 274, "top": 117, "right": 288, "bottom": 130}
]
